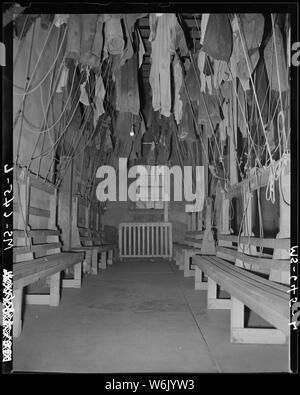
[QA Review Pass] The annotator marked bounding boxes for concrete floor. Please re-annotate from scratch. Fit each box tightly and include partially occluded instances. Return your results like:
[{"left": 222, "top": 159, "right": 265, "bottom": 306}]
[{"left": 13, "top": 259, "right": 289, "bottom": 373}]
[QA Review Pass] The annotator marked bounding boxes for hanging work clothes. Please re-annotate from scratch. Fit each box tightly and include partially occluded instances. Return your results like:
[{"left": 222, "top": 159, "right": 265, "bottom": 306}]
[
  {"left": 237, "top": 81, "right": 248, "bottom": 138},
  {"left": 114, "top": 111, "right": 133, "bottom": 158},
  {"left": 186, "top": 53, "right": 201, "bottom": 101},
  {"left": 93, "top": 73, "right": 106, "bottom": 128},
  {"left": 178, "top": 97, "right": 197, "bottom": 142},
  {"left": 197, "top": 93, "right": 221, "bottom": 137},
  {"left": 231, "top": 14, "right": 264, "bottom": 91},
  {"left": 201, "top": 14, "right": 233, "bottom": 62},
  {"left": 137, "top": 28, "right": 145, "bottom": 68},
  {"left": 264, "top": 25, "right": 289, "bottom": 92},
  {"left": 121, "top": 14, "right": 147, "bottom": 66},
  {"left": 115, "top": 51, "right": 140, "bottom": 115},
  {"left": 66, "top": 14, "right": 104, "bottom": 68},
  {"left": 197, "top": 51, "right": 213, "bottom": 95},
  {"left": 172, "top": 56, "right": 183, "bottom": 125},
  {"left": 103, "top": 14, "right": 147, "bottom": 68},
  {"left": 54, "top": 14, "right": 69, "bottom": 28},
  {"left": 255, "top": 57, "right": 270, "bottom": 126},
  {"left": 149, "top": 13, "right": 177, "bottom": 117},
  {"left": 103, "top": 15, "right": 124, "bottom": 55},
  {"left": 213, "top": 59, "right": 232, "bottom": 89}
]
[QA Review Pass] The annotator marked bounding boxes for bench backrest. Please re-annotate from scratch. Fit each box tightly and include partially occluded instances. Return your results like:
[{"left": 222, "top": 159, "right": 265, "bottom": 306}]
[
  {"left": 13, "top": 168, "right": 61, "bottom": 263},
  {"left": 216, "top": 234, "right": 290, "bottom": 283}
]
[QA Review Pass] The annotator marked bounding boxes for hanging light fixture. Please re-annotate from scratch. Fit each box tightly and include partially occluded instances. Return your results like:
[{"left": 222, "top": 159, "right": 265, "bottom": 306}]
[{"left": 130, "top": 114, "right": 135, "bottom": 136}]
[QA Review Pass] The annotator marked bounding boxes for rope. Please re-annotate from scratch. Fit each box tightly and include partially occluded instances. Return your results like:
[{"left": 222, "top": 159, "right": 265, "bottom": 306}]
[
  {"left": 235, "top": 14, "right": 274, "bottom": 166},
  {"left": 13, "top": 24, "right": 67, "bottom": 97}
]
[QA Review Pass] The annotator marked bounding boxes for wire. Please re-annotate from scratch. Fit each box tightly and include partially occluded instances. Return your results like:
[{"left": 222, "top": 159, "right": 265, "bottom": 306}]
[{"left": 14, "top": 24, "right": 67, "bottom": 97}]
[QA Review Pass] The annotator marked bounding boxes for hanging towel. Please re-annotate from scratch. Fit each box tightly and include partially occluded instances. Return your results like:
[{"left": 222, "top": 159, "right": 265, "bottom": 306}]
[
  {"left": 201, "top": 14, "right": 232, "bottom": 62},
  {"left": 264, "top": 25, "right": 289, "bottom": 92}
]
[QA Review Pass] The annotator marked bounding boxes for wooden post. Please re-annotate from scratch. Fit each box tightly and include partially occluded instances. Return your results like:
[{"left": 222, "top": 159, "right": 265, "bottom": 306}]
[
  {"left": 108, "top": 249, "right": 113, "bottom": 265},
  {"left": 13, "top": 288, "right": 23, "bottom": 337},
  {"left": 194, "top": 266, "right": 208, "bottom": 290},
  {"left": 207, "top": 278, "right": 231, "bottom": 309},
  {"left": 57, "top": 156, "right": 73, "bottom": 250},
  {"left": 236, "top": 180, "right": 257, "bottom": 268},
  {"left": 100, "top": 251, "right": 107, "bottom": 269},
  {"left": 91, "top": 249, "right": 98, "bottom": 275},
  {"left": 201, "top": 198, "right": 216, "bottom": 255},
  {"left": 230, "top": 296, "right": 286, "bottom": 344},
  {"left": 49, "top": 272, "right": 61, "bottom": 306},
  {"left": 217, "top": 189, "right": 233, "bottom": 260},
  {"left": 271, "top": 153, "right": 290, "bottom": 284}
]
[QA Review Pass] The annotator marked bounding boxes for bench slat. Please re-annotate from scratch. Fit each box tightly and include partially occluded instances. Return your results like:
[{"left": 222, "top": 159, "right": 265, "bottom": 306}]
[
  {"left": 29, "top": 206, "right": 51, "bottom": 218},
  {"left": 202, "top": 255, "right": 288, "bottom": 294},
  {"left": 14, "top": 229, "right": 60, "bottom": 237},
  {"left": 13, "top": 243, "right": 62, "bottom": 256},
  {"left": 216, "top": 247, "right": 290, "bottom": 273},
  {"left": 14, "top": 252, "right": 85, "bottom": 289},
  {"left": 218, "top": 235, "right": 290, "bottom": 250},
  {"left": 193, "top": 255, "right": 289, "bottom": 335}
]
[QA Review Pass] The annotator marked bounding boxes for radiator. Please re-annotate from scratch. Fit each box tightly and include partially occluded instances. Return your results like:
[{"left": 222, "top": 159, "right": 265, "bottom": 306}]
[{"left": 119, "top": 222, "right": 172, "bottom": 258}]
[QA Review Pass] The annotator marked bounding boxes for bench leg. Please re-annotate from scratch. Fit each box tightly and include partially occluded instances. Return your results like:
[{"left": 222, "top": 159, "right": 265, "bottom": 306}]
[
  {"left": 207, "top": 278, "right": 231, "bottom": 309},
  {"left": 174, "top": 249, "right": 179, "bottom": 265},
  {"left": 178, "top": 251, "right": 184, "bottom": 271},
  {"left": 184, "top": 252, "right": 194, "bottom": 277},
  {"left": 13, "top": 288, "right": 23, "bottom": 338},
  {"left": 99, "top": 251, "right": 107, "bottom": 269},
  {"left": 62, "top": 262, "right": 82, "bottom": 289},
  {"left": 91, "top": 249, "right": 98, "bottom": 275},
  {"left": 230, "top": 297, "right": 287, "bottom": 344},
  {"left": 107, "top": 249, "right": 113, "bottom": 265},
  {"left": 26, "top": 272, "right": 61, "bottom": 306},
  {"left": 49, "top": 272, "right": 61, "bottom": 306},
  {"left": 114, "top": 247, "right": 118, "bottom": 261},
  {"left": 195, "top": 266, "right": 208, "bottom": 290}
]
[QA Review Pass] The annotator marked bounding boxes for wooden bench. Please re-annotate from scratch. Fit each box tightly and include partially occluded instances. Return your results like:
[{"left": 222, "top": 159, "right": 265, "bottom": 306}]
[
  {"left": 216, "top": 234, "right": 290, "bottom": 284},
  {"left": 70, "top": 196, "right": 117, "bottom": 275},
  {"left": 88, "top": 201, "right": 118, "bottom": 269},
  {"left": 13, "top": 168, "right": 85, "bottom": 337},
  {"left": 173, "top": 237, "right": 202, "bottom": 278},
  {"left": 173, "top": 199, "right": 215, "bottom": 280},
  {"left": 192, "top": 234, "right": 290, "bottom": 344}
]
